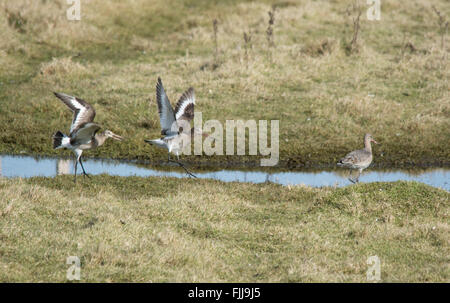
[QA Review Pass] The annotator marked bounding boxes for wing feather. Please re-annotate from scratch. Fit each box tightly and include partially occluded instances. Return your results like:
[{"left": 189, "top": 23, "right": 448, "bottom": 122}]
[
  {"left": 174, "top": 87, "right": 195, "bottom": 122},
  {"left": 156, "top": 78, "right": 177, "bottom": 135},
  {"left": 54, "top": 92, "right": 96, "bottom": 135},
  {"left": 70, "top": 123, "right": 101, "bottom": 146}
]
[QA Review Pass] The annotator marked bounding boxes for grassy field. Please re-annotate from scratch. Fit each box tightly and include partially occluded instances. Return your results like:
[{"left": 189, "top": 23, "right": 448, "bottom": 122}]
[
  {"left": 0, "top": 176, "right": 448, "bottom": 282},
  {"left": 0, "top": 0, "right": 449, "bottom": 167},
  {"left": 0, "top": 0, "right": 448, "bottom": 283}
]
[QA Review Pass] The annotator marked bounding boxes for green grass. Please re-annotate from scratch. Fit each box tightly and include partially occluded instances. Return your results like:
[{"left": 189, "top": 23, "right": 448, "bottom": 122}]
[
  {"left": 0, "top": 176, "right": 448, "bottom": 282},
  {"left": 1, "top": 1, "right": 448, "bottom": 283},
  {"left": 0, "top": 0, "right": 449, "bottom": 167}
]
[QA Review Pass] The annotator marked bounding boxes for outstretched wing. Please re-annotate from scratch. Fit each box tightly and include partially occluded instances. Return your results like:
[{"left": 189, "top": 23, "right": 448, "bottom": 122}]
[
  {"left": 156, "top": 77, "right": 177, "bottom": 135},
  {"left": 54, "top": 92, "right": 96, "bottom": 136},
  {"left": 174, "top": 87, "right": 195, "bottom": 123},
  {"left": 70, "top": 122, "right": 101, "bottom": 146}
]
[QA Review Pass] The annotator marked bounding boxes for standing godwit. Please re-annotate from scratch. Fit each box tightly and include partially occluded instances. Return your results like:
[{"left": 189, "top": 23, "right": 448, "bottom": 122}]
[
  {"left": 52, "top": 92, "right": 123, "bottom": 182},
  {"left": 144, "top": 77, "right": 206, "bottom": 177},
  {"left": 337, "top": 133, "right": 378, "bottom": 183}
]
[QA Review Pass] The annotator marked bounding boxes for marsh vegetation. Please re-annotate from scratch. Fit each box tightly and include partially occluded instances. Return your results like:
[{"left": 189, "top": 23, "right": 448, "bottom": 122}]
[{"left": 0, "top": 0, "right": 448, "bottom": 167}]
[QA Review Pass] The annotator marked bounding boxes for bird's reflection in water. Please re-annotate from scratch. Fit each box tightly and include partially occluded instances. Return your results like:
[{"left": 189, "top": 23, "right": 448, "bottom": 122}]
[{"left": 57, "top": 159, "right": 71, "bottom": 175}]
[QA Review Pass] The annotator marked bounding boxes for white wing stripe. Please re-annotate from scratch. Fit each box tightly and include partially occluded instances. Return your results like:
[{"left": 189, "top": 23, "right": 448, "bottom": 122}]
[
  {"left": 54, "top": 92, "right": 96, "bottom": 135},
  {"left": 175, "top": 96, "right": 194, "bottom": 120},
  {"left": 70, "top": 108, "right": 89, "bottom": 133},
  {"left": 68, "top": 97, "right": 84, "bottom": 109}
]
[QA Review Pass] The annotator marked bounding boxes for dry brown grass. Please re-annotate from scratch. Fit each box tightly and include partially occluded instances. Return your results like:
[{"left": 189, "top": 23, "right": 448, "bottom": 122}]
[
  {"left": 0, "top": 176, "right": 448, "bottom": 282},
  {"left": 38, "top": 56, "right": 87, "bottom": 76}
]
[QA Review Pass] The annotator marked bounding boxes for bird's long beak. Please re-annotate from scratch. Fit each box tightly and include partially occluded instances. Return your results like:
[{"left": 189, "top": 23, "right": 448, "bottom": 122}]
[
  {"left": 371, "top": 139, "right": 378, "bottom": 144},
  {"left": 111, "top": 133, "right": 124, "bottom": 141}
]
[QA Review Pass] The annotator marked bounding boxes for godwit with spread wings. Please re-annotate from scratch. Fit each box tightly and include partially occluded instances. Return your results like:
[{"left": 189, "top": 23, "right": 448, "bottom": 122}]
[
  {"left": 52, "top": 92, "right": 123, "bottom": 182},
  {"left": 144, "top": 77, "right": 206, "bottom": 177},
  {"left": 337, "top": 133, "right": 378, "bottom": 183}
]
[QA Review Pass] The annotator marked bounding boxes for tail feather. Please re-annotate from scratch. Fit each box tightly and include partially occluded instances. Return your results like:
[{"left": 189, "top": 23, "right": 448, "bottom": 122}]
[
  {"left": 144, "top": 139, "right": 161, "bottom": 145},
  {"left": 144, "top": 139, "right": 167, "bottom": 149},
  {"left": 337, "top": 158, "right": 352, "bottom": 167},
  {"left": 337, "top": 158, "right": 347, "bottom": 166},
  {"left": 53, "top": 131, "right": 69, "bottom": 149}
]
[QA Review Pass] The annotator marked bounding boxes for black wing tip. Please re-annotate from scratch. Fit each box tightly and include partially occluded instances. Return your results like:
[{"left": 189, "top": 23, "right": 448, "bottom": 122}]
[
  {"left": 53, "top": 92, "right": 71, "bottom": 103},
  {"left": 54, "top": 92, "right": 73, "bottom": 101},
  {"left": 180, "top": 87, "right": 195, "bottom": 101},
  {"left": 185, "top": 87, "right": 194, "bottom": 97},
  {"left": 156, "top": 77, "right": 164, "bottom": 92}
]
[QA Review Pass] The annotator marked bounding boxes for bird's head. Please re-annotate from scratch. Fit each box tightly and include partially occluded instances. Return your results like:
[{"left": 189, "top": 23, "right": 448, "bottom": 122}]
[
  {"left": 365, "top": 133, "right": 378, "bottom": 144},
  {"left": 104, "top": 130, "right": 124, "bottom": 141}
]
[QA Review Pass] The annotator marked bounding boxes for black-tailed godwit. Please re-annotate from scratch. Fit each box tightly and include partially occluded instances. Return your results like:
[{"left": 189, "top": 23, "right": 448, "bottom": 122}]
[
  {"left": 52, "top": 92, "right": 123, "bottom": 182},
  {"left": 337, "top": 133, "right": 377, "bottom": 183},
  {"left": 144, "top": 77, "right": 206, "bottom": 177}
]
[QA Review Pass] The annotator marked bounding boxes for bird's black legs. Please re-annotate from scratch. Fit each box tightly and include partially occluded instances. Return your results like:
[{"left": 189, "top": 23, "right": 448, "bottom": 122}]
[
  {"left": 348, "top": 169, "right": 361, "bottom": 184},
  {"left": 348, "top": 169, "right": 356, "bottom": 184},
  {"left": 167, "top": 153, "right": 197, "bottom": 178},
  {"left": 74, "top": 157, "right": 78, "bottom": 183},
  {"left": 79, "top": 157, "right": 90, "bottom": 178},
  {"left": 73, "top": 155, "right": 89, "bottom": 183},
  {"left": 171, "top": 160, "right": 197, "bottom": 178}
]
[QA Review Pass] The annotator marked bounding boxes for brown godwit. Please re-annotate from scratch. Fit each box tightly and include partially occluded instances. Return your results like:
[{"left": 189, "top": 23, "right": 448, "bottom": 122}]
[
  {"left": 144, "top": 77, "right": 206, "bottom": 178},
  {"left": 52, "top": 92, "right": 123, "bottom": 182},
  {"left": 337, "top": 133, "right": 378, "bottom": 183}
]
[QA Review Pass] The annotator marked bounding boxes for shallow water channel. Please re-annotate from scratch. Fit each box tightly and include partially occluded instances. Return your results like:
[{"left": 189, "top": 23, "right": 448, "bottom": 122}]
[{"left": 0, "top": 154, "right": 448, "bottom": 191}]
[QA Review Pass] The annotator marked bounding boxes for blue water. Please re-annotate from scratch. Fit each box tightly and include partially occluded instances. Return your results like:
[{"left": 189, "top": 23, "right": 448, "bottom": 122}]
[{"left": 0, "top": 154, "right": 448, "bottom": 190}]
